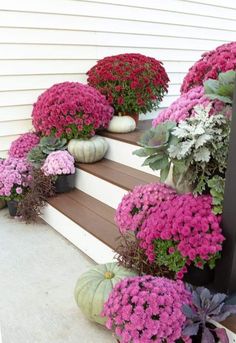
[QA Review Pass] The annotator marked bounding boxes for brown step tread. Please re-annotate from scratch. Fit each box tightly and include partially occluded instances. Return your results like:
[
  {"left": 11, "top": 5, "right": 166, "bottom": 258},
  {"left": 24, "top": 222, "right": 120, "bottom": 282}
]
[
  {"left": 221, "top": 315, "right": 236, "bottom": 334},
  {"left": 77, "top": 158, "right": 158, "bottom": 191},
  {"left": 99, "top": 119, "right": 152, "bottom": 146},
  {"left": 48, "top": 189, "right": 118, "bottom": 250}
]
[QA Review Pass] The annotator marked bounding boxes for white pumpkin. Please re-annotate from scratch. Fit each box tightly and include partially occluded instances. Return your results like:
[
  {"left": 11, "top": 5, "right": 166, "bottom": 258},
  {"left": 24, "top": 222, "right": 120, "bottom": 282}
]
[
  {"left": 68, "top": 135, "right": 108, "bottom": 163},
  {"left": 107, "top": 115, "right": 136, "bottom": 133}
]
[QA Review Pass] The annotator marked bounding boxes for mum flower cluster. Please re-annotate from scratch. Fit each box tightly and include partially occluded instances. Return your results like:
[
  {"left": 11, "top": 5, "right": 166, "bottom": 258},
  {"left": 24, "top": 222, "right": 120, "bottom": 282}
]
[
  {"left": 181, "top": 41, "right": 236, "bottom": 93},
  {"left": 9, "top": 132, "right": 40, "bottom": 158},
  {"left": 102, "top": 275, "right": 191, "bottom": 343},
  {"left": 0, "top": 157, "right": 32, "bottom": 200},
  {"left": 138, "top": 194, "right": 224, "bottom": 277},
  {"left": 32, "top": 82, "right": 114, "bottom": 140},
  {"left": 87, "top": 53, "right": 169, "bottom": 115},
  {"left": 152, "top": 86, "right": 226, "bottom": 126},
  {"left": 41, "top": 151, "right": 75, "bottom": 176},
  {"left": 115, "top": 183, "right": 176, "bottom": 234}
]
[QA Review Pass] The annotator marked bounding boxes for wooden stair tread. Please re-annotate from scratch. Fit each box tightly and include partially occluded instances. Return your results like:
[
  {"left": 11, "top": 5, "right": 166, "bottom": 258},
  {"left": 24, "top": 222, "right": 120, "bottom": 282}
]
[
  {"left": 77, "top": 158, "right": 158, "bottom": 191},
  {"left": 48, "top": 189, "right": 118, "bottom": 250},
  {"left": 99, "top": 119, "right": 152, "bottom": 146},
  {"left": 221, "top": 315, "right": 236, "bottom": 334}
]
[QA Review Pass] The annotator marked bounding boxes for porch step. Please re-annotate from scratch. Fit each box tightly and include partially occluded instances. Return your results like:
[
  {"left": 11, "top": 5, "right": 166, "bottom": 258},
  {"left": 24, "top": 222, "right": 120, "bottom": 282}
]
[
  {"left": 44, "top": 189, "right": 118, "bottom": 263},
  {"left": 100, "top": 119, "right": 152, "bottom": 146},
  {"left": 77, "top": 158, "right": 158, "bottom": 191}
]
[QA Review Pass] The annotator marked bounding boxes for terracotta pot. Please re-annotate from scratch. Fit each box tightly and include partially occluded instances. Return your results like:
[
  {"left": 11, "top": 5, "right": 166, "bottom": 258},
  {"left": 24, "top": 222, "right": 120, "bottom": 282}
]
[
  {"left": 0, "top": 199, "right": 6, "bottom": 209},
  {"left": 54, "top": 173, "right": 75, "bottom": 193}
]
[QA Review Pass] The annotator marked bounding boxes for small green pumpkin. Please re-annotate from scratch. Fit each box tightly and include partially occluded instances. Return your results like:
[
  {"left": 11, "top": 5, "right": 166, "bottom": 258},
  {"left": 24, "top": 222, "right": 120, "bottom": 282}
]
[
  {"left": 68, "top": 135, "right": 108, "bottom": 163},
  {"left": 74, "top": 262, "right": 137, "bottom": 325}
]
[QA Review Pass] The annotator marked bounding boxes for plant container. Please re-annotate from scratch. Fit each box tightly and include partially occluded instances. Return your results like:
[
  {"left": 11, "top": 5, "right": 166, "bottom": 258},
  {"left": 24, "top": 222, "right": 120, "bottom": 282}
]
[
  {"left": 54, "top": 173, "right": 75, "bottom": 193},
  {"left": 7, "top": 200, "right": 19, "bottom": 217},
  {"left": 184, "top": 265, "right": 215, "bottom": 287}
]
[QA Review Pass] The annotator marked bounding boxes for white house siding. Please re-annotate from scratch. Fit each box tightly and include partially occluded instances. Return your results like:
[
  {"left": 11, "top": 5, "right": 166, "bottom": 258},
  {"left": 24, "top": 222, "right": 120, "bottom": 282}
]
[{"left": 0, "top": 0, "right": 236, "bottom": 157}]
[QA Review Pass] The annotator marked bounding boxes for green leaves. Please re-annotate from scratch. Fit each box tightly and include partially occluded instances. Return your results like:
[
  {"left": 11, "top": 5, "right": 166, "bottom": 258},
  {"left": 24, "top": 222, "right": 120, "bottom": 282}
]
[{"left": 204, "top": 70, "right": 235, "bottom": 104}]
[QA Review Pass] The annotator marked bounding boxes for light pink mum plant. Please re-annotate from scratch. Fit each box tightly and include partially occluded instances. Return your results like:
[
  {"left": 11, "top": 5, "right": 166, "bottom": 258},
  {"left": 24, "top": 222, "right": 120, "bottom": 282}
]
[{"left": 41, "top": 151, "right": 75, "bottom": 176}]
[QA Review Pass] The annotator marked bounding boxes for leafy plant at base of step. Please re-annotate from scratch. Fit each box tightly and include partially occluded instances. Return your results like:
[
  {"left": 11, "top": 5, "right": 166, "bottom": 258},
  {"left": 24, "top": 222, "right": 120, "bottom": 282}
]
[
  {"left": 17, "top": 167, "right": 55, "bottom": 223},
  {"left": 182, "top": 286, "right": 236, "bottom": 343},
  {"left": 28, "top": 136, "right": 67, "bottom": 168},
  {"left": 133, "top": 106, "right": 230, "bottom": 214},
  {"left": 204, "top": 70, "right": 235, "bottom": 105}
]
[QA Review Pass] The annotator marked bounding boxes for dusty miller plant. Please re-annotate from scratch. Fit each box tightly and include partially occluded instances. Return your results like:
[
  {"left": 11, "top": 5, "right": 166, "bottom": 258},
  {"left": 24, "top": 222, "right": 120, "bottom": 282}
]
[{"left": 133, "top": 106, "right": 231, "bottom": 214}]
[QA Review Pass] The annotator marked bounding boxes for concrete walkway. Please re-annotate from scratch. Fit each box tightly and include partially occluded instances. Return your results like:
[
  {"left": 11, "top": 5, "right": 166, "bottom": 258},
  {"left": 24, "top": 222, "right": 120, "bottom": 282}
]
[{"left": 0, "top": 209, "right": 114, "bottom": 343}]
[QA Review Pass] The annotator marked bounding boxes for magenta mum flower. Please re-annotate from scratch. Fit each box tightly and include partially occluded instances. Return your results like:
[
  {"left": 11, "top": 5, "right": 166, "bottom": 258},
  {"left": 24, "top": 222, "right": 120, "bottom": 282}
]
[
  {"left": 102, "top": 275, "right": 192, "bottom": 343},
  {"left": 152, "top": 86, "right": 227, "bottom": 126},
  {"left": 115, "top": 182, "right": 176, "bottom": 234},
  {"left": 32, "top": 82, "right": 114, "bottom": 140},
  {"left": 181, "top": 41, "right": 236, "bottom": 93},
  {"left": 9, "top": 132, "right": 39, "bottom": 158}
]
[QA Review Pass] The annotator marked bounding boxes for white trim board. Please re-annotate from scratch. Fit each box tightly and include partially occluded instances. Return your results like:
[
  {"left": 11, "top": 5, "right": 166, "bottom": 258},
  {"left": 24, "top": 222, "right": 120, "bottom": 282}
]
[
  {"left": 75, "top": 168, "right": 127, "bottom": 209},
  {"left": 41, "top": 204, "right": 115, "bottom": 264}
]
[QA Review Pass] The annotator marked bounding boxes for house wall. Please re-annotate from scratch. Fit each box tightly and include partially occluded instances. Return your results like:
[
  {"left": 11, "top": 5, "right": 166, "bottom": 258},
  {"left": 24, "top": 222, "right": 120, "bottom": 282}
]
[{"left": 0, "top": 0, "right": 236, "bottom": 157}]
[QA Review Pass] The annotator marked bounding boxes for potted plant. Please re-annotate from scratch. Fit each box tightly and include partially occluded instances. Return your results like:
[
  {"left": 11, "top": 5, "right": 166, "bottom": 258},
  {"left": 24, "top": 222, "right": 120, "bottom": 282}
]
[
  {"left": 41, "top": 150, "right": 76, "bottom": 193},
  {"left": 0, "top": 157, "right": 32, "bottom": 216},
  {"left": 8, "top": 132, "right": 40, "bottom": 158},
  {"left": 181, "top": 41, "right": 236, "bottom": 93},
  {"left": 134, "top": 105, "right": 231, "bottom": 214},
  {"left": 102, "top": 275, "right": 192, "bottom": 342},
  {"left": 87, "top": 53, "right": 169, "bottom": 132},
  {"left": 28, "top": 136, "right": 67, "bottom": 168},
  {"left": 183, "top": 286, "right": 236, "bottom": 342},
  {"left": 32, "top": 82, "right": 113, "bottom": 163}
]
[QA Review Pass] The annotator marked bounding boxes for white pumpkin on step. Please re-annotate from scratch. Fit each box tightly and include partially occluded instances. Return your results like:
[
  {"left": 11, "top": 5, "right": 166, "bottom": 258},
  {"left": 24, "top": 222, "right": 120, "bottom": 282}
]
[
  {"left": 107, "top": 115, "right": 136, "bottom": 133},
  {"left": 68, "top": 135, "right": 108, "bottom": 163}
]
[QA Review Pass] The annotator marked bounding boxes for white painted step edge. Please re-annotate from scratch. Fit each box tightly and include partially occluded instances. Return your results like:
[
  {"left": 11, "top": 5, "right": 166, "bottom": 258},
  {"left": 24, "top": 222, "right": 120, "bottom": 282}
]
[
  {"left": 103, "top": 136, "right": 160, "bottom": 177},
  {"left": 75, "top": 168, "right": 127, "bottom": 209},
  {"left": 41, "top": 204, "right": 115, "bottom": 264}
]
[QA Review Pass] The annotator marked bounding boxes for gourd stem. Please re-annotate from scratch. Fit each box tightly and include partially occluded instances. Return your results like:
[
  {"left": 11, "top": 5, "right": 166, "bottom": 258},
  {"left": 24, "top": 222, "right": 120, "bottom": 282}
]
[{"left": 104, "top": 271, "right": 115, "bottom": 279}]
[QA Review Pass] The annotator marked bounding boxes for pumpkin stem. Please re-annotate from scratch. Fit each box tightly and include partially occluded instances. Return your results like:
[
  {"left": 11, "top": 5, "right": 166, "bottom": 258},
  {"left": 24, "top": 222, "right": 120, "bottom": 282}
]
[{"left": 104, "top": 271, "right": 115, "bottom": 279}]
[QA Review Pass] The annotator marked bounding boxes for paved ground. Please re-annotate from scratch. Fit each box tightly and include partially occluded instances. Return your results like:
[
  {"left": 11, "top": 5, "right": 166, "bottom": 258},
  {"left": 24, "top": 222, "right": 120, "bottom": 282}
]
[{"left": 0, "top": 209, "right": 115, "bottom": 343}]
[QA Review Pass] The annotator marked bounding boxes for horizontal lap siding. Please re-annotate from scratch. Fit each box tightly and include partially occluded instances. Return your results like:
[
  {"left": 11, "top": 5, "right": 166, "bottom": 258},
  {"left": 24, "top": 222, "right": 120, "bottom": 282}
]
[{"left": 0, "top": 0, "right": 235, "bottom": 156}]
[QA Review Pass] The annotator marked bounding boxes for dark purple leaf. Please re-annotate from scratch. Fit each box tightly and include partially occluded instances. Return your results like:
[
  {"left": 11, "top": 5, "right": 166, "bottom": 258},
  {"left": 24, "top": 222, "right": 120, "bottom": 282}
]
[
  {"left": 182, "top": 304, "right": 198, "bottom": 320},
  {"left": 212, "top": 311, "right": 231, "bottom": 322},
  {"left": 182, "top": 322, "right": 200, "bottom": 336},
  {"left": 208, "top": 293, "right": 227, "bottom": 314},
  {"left": 214, "top": 328, "right": 229, "bottom": 343},
  {"left": 199, "top": 288, "right": 211, "bottom": 308},
  {"left": 208, "top": 303, "right": 224, "bottom": 317},
  {"left": 222, "top": 304, "right": 236, "bottom": 315},
  {"left": 202, "top": 328, "right": 215, "bottom": 343}
]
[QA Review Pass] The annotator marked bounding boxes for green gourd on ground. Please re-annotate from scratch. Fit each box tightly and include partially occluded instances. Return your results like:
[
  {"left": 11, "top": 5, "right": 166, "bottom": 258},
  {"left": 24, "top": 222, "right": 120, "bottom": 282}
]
[{"left": 74, "top": 262, "right": 137, "bottom": 325}]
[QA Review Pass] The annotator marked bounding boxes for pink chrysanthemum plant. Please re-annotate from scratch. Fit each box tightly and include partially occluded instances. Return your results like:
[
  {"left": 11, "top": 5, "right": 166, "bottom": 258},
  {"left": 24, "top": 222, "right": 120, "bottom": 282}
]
[
  {"left": 0, "top": 157, "right": 32, "bottom": 201},
  {"left": 9, "top": 132, "right": 40, "bottom": 158},
  {"left": 115, "top": 182, "right": 176, "bottom": 234},
  {"left": 181, "top": 41, "right": 236, "bottom": 93},
  {"left": 32, "top": 82, "right": 114, "bottom": 140},
  {"left": 41, "top": 150, "right": 75, "bottom": 177},
  {"left": 138, "top": 193, "right": 224, "bottom": 280},
  {"left": 102, "top": 275, "right": 192, "bottom": 343}
]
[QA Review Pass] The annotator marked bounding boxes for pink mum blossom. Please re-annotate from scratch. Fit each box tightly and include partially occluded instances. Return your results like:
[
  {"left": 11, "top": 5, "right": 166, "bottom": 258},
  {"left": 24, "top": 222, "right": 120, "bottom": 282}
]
[
  {"left": 138, "top": 193, "right": 224, "bottom": 276},
  {"left": 41, "top": 151, "right": 75, "bottom": 176},
  {"left": 9, "top": 132, "right": 39, "bottom": 158},
  {"left": 102, "top": 275, "right": 192, "bottom": 343},
  {"left": 152, "top": 86, "right": 227, "bottom": 126},
  {"left": 32, "top": 82, "right": 114, "bottom": 139},
  {"left": 115, "top": 183, "right": 176, "bottom": 234},
  {"left": 181, "top": 41, "right": 236, "bottom": 93}
]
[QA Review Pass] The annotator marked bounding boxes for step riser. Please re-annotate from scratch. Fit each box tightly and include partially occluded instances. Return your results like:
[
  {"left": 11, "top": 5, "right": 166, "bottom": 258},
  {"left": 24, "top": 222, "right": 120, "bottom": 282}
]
[
  {"left": 103, "top": 137, "right": 159, "bottom": 177},
  {"left": 75, "top": 168, "right": 127, "bottom": 209},
  {"left": 42, "top": 204, "right": 115, "bottom": 264}
]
